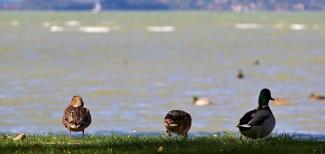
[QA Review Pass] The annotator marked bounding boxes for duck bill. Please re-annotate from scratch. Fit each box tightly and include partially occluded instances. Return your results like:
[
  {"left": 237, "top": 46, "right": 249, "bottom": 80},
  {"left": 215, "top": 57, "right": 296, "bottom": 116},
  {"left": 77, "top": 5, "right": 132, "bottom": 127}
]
[
  {"left": 270, "top": 97, "right": 275, "bottom": 101},
  {"left": 164, "top": 119, "right": 178, "bottom": 127},
  {"left": 168, "top": 123, "right": 178, "bottom": 127}
]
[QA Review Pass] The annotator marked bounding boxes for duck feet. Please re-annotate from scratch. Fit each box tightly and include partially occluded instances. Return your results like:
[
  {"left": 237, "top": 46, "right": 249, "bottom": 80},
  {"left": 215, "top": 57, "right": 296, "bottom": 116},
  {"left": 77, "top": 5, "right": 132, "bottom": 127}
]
[
  {"left": 165, "top": 130, "right": 172, "bottom": 137},
  {"left": 181, "top": 133, "right": 188, "bottom": 139}
]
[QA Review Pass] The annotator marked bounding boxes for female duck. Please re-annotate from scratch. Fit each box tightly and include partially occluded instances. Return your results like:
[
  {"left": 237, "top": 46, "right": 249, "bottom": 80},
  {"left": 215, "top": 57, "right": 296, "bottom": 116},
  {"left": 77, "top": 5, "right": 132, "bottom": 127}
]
[
  {"left": 164, "top": 110, "right": 192, "bottom": 138},
  {"left": 309, "top": 93, "right": 325, "bottom": 102},
  {"left": 237, "top": 88, "right": 276, "bottom": 139},
  {"left": 62, "top": 95, "right": 92, "bottom": 138},
  {"left": 272, "top": 97, "right": 290, "bottom": 106}
]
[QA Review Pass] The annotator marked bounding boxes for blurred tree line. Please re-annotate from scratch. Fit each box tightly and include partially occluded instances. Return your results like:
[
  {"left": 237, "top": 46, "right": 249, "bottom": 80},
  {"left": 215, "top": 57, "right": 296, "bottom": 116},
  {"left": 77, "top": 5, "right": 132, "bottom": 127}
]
[{"left": 1, "top": 0, "right": 325, "bottom": 11}]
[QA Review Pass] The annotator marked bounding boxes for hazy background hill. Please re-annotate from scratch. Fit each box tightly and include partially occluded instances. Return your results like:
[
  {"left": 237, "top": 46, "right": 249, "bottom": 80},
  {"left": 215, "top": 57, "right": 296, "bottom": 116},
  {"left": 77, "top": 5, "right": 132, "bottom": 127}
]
[{"left": 1, "top": 0, "right": 325, "bottom": 11}]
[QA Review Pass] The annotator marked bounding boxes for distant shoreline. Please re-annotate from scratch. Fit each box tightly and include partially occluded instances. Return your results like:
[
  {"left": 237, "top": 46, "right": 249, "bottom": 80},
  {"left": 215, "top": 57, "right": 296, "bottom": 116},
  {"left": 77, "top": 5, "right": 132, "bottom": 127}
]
[{"left": 1, "top": 0, "right": 325, "bottom": 12}]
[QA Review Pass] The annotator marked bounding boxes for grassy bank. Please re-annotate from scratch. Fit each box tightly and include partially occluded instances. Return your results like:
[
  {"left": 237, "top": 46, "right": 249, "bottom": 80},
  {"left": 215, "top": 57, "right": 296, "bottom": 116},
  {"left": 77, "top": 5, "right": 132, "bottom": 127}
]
[{"left": 0, "top": 133, "right": 324, "bottom": 154}]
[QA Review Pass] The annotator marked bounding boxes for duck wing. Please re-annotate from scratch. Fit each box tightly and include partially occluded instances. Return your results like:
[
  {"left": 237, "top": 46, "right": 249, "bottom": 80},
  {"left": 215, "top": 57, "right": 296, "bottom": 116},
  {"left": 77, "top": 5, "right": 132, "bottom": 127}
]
[
  {"left": 238, "top": 109, "right": 257, "bottom": 126},
  {"left": 79, "top": 108, "right": 91, "bottom": 127},
  {"left": 62, "top": 106, "right": 73, "bottom": 128},
  {"left": 238, "top": 109, "right": 271, "bottom": 131},
  {"left": 247, "top": 109, "right": 270, "bottom": 126},
  {"left": 238, "top": 109, "right": 270, "bottom": 128}
]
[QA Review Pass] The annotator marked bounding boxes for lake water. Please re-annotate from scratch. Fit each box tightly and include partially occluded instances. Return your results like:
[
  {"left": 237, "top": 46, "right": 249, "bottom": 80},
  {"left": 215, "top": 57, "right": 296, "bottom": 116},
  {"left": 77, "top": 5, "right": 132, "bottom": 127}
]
[{"left": 0, "top": 11, "right": 324, "bottom": 135}]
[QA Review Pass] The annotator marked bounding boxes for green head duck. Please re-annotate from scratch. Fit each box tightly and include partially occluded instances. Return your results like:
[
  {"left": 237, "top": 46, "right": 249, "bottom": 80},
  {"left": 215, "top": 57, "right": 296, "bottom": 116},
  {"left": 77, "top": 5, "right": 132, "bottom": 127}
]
[
  {"left": 258, "top": 88, "right": 274, "bottom": 107},
  {"left": 192, "top": 96, "right": 199, "bottom": 103}
]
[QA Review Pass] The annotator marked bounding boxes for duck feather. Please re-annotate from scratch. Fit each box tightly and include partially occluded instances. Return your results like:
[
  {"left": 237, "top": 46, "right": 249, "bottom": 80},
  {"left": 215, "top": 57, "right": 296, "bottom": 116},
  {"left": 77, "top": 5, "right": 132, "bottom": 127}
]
[
  {"left": 62, "top": 106, "right": 91, "bottom": 131},
  {"left": 238, "top": 107, "right": 271, "bottom": 130}
]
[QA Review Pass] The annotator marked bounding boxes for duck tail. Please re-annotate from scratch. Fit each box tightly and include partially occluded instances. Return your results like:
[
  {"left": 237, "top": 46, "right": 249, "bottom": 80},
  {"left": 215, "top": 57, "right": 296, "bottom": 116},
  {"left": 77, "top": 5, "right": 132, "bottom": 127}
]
[{"left": 237, "top": 124, "right": 252, "bottom": 131}]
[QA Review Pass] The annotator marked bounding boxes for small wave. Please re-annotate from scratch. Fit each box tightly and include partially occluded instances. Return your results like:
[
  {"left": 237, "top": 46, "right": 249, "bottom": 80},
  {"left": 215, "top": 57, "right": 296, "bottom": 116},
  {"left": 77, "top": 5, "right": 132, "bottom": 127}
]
[
  {"left": 10, "top": 20, "right": 20, "bottom": 27},
  {"left": 64, "top": 20, "right": 81, "bottom": 27},
  {"left": 234, "top": 23, "right": 261, "bottom": 30},
  {"left": 289, "top": 23, "right": 306, "bottom": 31},
  {"left": 146, "top": 26, "right": 175, "bottom": 32},
  {"left": 79, "top": 26, "right": 110, "bottom": 33},
  {"left": 49, "top": 26, "right": 65, "bottom": 32},
  {"left": 42, "top": 22, "right": 51, "bottom": 28}
]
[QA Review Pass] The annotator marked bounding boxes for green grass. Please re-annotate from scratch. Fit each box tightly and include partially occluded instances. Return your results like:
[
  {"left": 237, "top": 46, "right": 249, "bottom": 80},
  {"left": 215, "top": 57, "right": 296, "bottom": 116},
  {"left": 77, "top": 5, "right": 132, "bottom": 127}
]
[{"left": 0, "top": 133, "right": 324, "bottom": 153}]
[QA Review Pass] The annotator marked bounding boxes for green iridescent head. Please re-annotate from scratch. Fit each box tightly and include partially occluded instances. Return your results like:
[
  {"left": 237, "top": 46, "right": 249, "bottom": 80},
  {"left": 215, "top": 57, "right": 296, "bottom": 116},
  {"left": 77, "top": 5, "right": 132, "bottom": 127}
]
[
  {"left": 258, "top": 88, "right": 274, "bottom": 106},
  {"left": 192, "top": 96, "right": 199, "bottom": 103}
]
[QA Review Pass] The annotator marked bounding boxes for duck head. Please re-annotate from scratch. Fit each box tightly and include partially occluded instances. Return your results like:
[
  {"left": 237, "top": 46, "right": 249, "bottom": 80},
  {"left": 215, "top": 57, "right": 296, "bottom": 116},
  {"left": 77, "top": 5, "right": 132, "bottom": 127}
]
[
  {"left": 70, "top": 95, "right": 84, "bottom": 107},
  {"left": 258, "top": 88, "right": 274, "bottom": 107},
  {"left": 192, "top": 96, "right": 199, "bottom": 103},
  {"left": 164, "top": 110, "right": 186, "bottom": 127},
  {"left": 164, "top": 114, "right": 179, "bottom": 127},
  {"left": 309, "top": 93, "right": 315, "bottom": 98}
]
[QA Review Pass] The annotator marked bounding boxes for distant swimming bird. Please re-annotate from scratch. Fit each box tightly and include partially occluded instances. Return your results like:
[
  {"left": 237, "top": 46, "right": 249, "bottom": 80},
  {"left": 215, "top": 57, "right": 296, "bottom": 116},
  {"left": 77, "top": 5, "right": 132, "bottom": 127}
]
[
  {"left": 237, "top": 69, "right": 244, "bottom": 79},
  {"left": 272, "top": 97, "right": 290, "bottom": 106},
  {"left": 164, "top": 110, "right": 192, "bottom": 138},
  {"left": 62, "top": 95, "right": 91, "bottom": 138},
  {"left": 309, "top": 93, "right": 325, "bottom": 102},
  {"left": 237, "top": 88, "right": 276, "bottom": 139},
  {"left": 192, "top": 96, "right": 213, "bottom": 106},
  {"left": 254, "top": 60, "right": 260, "bottom": 65}
]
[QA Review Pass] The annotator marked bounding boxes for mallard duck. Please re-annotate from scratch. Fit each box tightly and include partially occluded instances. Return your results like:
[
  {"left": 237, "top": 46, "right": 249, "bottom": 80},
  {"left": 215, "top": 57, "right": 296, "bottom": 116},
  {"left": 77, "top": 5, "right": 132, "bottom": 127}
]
[
  {"left": 164, "top": 110, "right": 191, "bottom": 138},
  {"left": 272, "top": 97, "right": 290, "bottom": 106},
  {"left": 237, "top": 88, "right": 276, "bottom": 139},
  {"left": 192, "top": 96, "right": 213, "bottom": 106},
  {"left": 62, "top": 95, "right": 91, "bottom": 138},
  {"left": 237, "top": 69, "right": 244, "bottom": 79},
  {"left": 309, "top": 93, "right": 325, "bottom": 102}
]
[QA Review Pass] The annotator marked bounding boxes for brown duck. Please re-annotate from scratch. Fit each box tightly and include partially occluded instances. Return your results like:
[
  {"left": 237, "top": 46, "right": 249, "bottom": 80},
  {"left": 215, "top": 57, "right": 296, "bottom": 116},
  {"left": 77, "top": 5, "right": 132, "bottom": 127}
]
[
  {"left": 272, "top": 97, "right": 290, "bottom": 106},
  {"left": 164, "top": 110, "right": 191, "bottom": 138},
  {"left": 309, "top": 93, "right": 325, "bottom": 102},
  {"left": 62, "top": 95, "right": 91, "bottom": 138}
]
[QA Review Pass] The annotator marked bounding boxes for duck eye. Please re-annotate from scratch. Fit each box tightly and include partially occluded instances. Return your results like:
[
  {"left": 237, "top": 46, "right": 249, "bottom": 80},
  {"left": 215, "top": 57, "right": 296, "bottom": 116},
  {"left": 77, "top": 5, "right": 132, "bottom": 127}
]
[{"left": 165, "top": 114, "right": 172, "bottom": 119}]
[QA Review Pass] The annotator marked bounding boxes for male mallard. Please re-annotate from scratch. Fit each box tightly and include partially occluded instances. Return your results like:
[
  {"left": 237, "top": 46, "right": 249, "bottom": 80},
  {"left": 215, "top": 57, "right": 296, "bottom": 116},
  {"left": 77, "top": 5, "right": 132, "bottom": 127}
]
[
  {"left": 272, "top": 97, "right": 290, "bottom": 106},
  {"left": 237, "top": 88, "right": 276, "bottom": 139},
  {"left": 62, "top": 95, "right": 91, "bottom": 138},
  {"left": 309, "top": 93, "right": 325, "bottom": 102},
  {"left": 192, "top": 96, "right": 213, "bottom": 106},
  {"left": 164, "top": 110, "right": 191, "bottom": 138}
]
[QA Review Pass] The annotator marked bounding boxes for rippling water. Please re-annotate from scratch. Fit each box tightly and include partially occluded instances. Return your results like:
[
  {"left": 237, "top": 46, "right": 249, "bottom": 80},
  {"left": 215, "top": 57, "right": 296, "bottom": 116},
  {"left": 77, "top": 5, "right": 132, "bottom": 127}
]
[{"left": 0, "top": 11, "right": 324, "bottom": 134}]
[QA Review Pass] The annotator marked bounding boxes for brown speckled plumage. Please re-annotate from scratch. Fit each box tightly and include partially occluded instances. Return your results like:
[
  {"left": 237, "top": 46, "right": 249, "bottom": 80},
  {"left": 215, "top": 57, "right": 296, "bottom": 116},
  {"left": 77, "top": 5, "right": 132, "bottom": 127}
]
[
  {"left": 164, "top": 110, "right": 191, "bottom": 138},
  {"left": 62, "top": 95, "right": 91, "bottom": 138}
]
